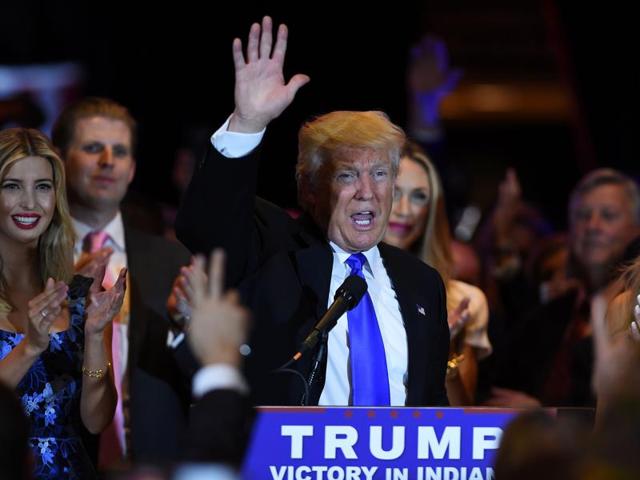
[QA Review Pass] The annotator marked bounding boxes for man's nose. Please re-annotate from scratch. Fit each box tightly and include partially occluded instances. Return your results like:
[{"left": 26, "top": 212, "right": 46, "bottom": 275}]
[
  {"left": 356, "top": 175, "right": 374, "bottom": 200},
  {"left": 586, "top": 212, "right": 603, "bottom": 231},
  {"left": 98, "top": 147, "right": 114, "bottom": 167}
]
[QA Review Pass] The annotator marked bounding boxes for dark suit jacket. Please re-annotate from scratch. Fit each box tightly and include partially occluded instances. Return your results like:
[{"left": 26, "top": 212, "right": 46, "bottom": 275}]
[
  {"left": 122, "top": 226, "right": 192, "bottom": 463},
  {"left": 81, "top": 226, "right": 192, "bottom": 466},
  {"left": 185, "top": 389, "right": 253, "bottom": 466},
  {"left": 497, "top": 289, "right": 595, "bottom": 407},
  {"left": 176, "top": 147, "right": 449, "bottom": 407}
]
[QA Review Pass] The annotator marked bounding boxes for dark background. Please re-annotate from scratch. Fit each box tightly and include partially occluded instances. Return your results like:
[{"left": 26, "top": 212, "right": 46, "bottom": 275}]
[{"left": 1, "top": 0, "right": 637, "bottom": 233}]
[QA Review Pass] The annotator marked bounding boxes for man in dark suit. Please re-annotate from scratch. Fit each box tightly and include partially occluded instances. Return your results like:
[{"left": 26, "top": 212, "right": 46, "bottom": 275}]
[
  {"left": 176, "top": 16, "right": 449, "bottom": 407},
  {"left": 51, "top": 98, "right": 191, "bottom": 467}
]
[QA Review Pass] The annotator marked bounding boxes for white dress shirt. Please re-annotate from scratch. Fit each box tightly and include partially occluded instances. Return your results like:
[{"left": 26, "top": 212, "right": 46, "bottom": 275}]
[
  {"left": 319, "top": 242, "right": 408, "bottom": 406},
  {"left": 211, "top": 116, "right": 264, "bottom": 158},
  {"left": 192, "top": 364, "right": 249, "bottom": 399}
]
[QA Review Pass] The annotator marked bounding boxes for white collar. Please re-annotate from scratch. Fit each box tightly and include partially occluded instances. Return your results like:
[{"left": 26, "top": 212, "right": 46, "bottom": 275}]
[
  {"left": 329, "top": 241, "right": 380, "bottom": 277},
  {"left": 72, "top": 211, "right": 126, "bottom": 253}
]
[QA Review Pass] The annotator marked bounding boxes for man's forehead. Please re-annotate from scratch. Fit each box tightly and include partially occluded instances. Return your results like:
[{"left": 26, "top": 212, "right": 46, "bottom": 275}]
[
  {"left": 576, "top": 184, "right": 629, "bottom": 208},
  {"left": 72, "top": 116, "right": 132, "bottom": 144},
  {"left": 330, "top": 147, "right": 391, "bottom": 168}
]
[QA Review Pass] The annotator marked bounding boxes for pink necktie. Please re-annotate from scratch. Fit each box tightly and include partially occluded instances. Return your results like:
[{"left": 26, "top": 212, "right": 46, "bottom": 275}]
[{"left": 84, "top": 231, "right": 126, "bottom": 467}]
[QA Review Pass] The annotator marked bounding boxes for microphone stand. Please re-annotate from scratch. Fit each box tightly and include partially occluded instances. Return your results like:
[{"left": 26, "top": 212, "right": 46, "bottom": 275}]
[
  {"left": 303, "top": 331, "right": 328, "bottom": 406},
  {"left": 271, "top": 275, "right": 366, "bottom": 405},
  {"left": 273, "top": 328, "right": 328, "bottom": 406}
]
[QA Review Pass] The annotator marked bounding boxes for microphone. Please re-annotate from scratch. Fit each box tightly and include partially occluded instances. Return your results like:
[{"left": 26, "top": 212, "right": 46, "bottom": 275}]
[{"left": 293, "top": 275, "right": 367, "bottom": 361}]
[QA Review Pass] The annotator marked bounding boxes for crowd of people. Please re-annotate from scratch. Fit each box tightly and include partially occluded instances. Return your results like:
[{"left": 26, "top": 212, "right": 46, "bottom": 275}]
[{"left": 1, "top": 14, "right": 638, "bottom": 480}]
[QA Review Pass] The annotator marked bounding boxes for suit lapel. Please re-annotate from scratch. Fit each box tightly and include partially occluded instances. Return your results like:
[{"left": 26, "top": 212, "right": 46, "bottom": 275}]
[
  {"left": 288, "top": 225, "right": 334, "bottom": 404},
  {"left": 292, "top": 216, "right": 334, "bottom": 333},
  {"left": 122, "top": 226, "right": 147, "bottom": 368},
  {"left": 378, "top": 244, "right": 429, "bottom": 403},
  {"left": 293, "top": 239, "right": 333, "bottom": 337}
]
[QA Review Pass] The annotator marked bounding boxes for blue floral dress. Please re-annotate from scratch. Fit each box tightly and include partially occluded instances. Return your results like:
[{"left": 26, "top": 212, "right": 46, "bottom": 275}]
[{"left": 0, "top": 276, "right": 96, "bottom": 479}]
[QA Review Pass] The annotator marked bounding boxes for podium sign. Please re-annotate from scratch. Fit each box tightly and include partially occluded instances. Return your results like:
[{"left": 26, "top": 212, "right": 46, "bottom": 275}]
[{"left": 242, "top": 407, "right": 521, "bottom": 480}]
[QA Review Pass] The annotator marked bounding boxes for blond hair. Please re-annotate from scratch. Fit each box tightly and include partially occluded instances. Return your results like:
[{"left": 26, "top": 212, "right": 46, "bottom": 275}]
[
  {"left": 0, "top": 128, "right": 74, "bottom": 309},
  {"left": 401, "top": 141, "right": 453, "bottom": 287},
  {"left": 614, "top": 257, "right": 640, "bottom": 334},
  {"left": 296, "top": 111, "right": 405, "bottom": 211}
]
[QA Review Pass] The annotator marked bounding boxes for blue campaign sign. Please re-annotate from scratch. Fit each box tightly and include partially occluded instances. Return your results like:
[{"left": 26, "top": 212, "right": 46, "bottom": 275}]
[{"left": 242, "top": 407, "right": 521, "bottom": 480}]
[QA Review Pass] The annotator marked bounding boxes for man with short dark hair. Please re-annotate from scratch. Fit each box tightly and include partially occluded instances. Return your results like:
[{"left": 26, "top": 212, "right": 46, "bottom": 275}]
[{"left": 52, "top": 98, "right": 191, "bottom": 466}]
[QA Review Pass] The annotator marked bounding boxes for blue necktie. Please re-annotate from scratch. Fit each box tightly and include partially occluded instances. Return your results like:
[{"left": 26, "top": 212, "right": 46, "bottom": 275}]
[{"left": 345, "top": 253, "right": 390, "bottom": 406}]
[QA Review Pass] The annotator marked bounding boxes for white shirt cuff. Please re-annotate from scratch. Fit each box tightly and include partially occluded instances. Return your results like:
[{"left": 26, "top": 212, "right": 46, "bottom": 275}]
[
  {"left": 166, "top": 330, "right": 185, "bottom": 349},
  {"left": 211, "top": 115, "right": 265, "bottom": 158},
  {"left": 192, "top": 363, "right": 249, "bottom": 399}
]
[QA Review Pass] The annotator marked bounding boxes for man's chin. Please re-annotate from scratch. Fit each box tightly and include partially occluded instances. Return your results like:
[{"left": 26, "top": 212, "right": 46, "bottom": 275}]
[
  {"left": 74, "top": 196, "right": 122, "bottom": 214},
  {"left": 340, "top": 231, "right": 385, "bottom": 253},
  {"left": 581, "top": 252, "right": 621, "bottom": 269}
]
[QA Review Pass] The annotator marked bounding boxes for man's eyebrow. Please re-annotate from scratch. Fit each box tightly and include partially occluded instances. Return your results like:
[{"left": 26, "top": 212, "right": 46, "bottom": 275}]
[{"left": 333, "top": 163, "right": 357, "bottom": 170}]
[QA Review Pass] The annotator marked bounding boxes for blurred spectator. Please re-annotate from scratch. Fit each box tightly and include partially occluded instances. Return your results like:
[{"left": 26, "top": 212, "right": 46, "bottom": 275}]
[
  {"left": 169, "top": 249, "right": 252, "bottom": 469},
  {"left": 161, "top": 125, "right": 209, "bottom": 241},
  {"left": 405, "top": 34, "right": 474, "bottom": 228},
  {"left": 476, "top": 168, "right": 554, "bottom": 316},
  {"left": 493, "top": 410, "right": 586, "bottom": 480},
  {"left": 583, "top": 269, "right": 640, "bottom": 478},
  {"left": 451, "top": 239, "right": 482, "bottom": 286},
  {"left": 0, "top": 93, "right": 45, "bottom": 129},
  {"left": 52, "top": 97, "right": 191, "bottom": 469},
  {"left": 0, "top": 63, "right": 83, "bottom": 133},
  {"left": 494, "top": 268, "right": 640, "bottom": 480},
  {"left": 182, "top": 250, "right": 252, "bottom": 467},
  {"left": 525, "top": 233, "right": 576, "bottom": 305},
  {"left": 490, "top": 169, "right": 640, "bottom": 407},
  {"left": 406, "top": 34, "right": 462, "bottom": 143}
]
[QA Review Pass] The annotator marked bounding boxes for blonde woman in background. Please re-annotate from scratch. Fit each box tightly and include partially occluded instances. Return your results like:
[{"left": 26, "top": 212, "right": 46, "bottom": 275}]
[{"left": 384, "top": 141, "right": 491, "bottom": 405}]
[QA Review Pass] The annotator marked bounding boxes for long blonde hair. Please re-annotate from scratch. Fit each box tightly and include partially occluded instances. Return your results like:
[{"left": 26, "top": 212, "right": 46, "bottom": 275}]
[
  {"left": 613, "top": 256, "right": 640, "bottom": 333},
  {"left": 0, "top": 128, "right": 74, "bottom": 309},
  {"left": 401, "top": 141, "right": 453, "bottom": 287}
]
